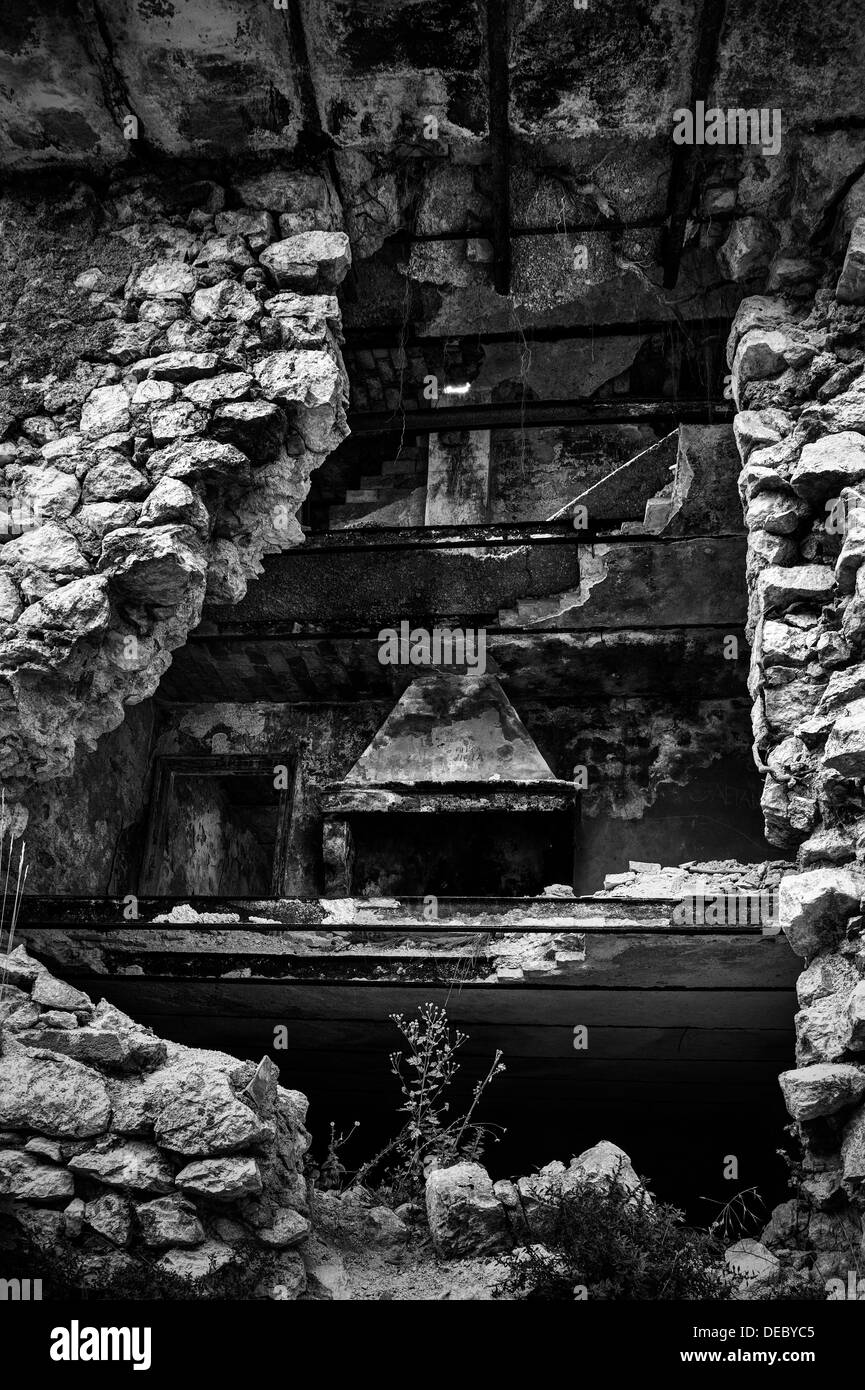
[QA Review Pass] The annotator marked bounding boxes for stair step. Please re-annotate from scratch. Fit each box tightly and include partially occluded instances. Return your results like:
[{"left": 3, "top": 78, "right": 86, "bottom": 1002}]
[
  {"left": 344, "top": 489, "right": 380, "bottom": 503},
  {"left": 382, "top": 457, "right": 426, "bottom": 476}
]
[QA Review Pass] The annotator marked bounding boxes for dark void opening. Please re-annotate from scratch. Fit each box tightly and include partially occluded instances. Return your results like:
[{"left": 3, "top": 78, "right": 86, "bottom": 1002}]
[
  {"left": 348, "top": 811, "right": 574, "bottom": 896},
  {"left": 293, "top": 1053, "right": 792, "bottom": 1225},
  {"left": 140, "top": 756, "right": 295, "bottom": 896}
]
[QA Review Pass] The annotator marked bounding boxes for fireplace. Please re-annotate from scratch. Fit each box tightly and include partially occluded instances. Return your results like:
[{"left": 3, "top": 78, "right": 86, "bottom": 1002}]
[{"left": 321, "top": 673, "right": 577, "bottom": 896}]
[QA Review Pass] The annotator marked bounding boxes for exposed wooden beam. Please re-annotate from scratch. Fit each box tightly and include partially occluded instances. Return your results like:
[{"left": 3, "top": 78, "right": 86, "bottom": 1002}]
[
  {"left": 343, "top": 316, "right": 733, "bottom": 349},
  {"left": 348, "top": 397, "right": 734, "bottom": 435}
]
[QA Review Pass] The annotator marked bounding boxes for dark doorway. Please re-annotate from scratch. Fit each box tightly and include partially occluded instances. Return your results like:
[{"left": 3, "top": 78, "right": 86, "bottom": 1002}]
[{"left": 139, "top": 756, "right": 296, "bottom": 896}]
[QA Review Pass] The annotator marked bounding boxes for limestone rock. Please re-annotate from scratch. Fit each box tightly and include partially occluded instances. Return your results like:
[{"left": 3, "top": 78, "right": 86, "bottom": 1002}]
[
  {"left": 0, "top": 945, "right": 45, "bottom": 989},
  {"left": 260, "top": 232, "right": 351, "bottom": 290},
  {"left": 80, "top": 385, "right": 131, "bottom": 439},
  {"left": 137, "top": 1194, "right": 205, "bottom": 1248},
  {"left": 846, "top": 982, "right": 865, "bottom": 1051},
  {"left": 145, "top": 438, "right": 251, "bottom": 486},
  {"left": 193, "top": 235, "right": 255, "bottom": 274},
  {"left": 154, "top": 1074, "right": 274, "bottom": 1156},
  {"left": 85, "top": 1192, "right": 132, "bottom": 1246},
  {"left": 0, "top": 573, "right": 22, "bottom": 622},
  {"left": 717, "top": 217, "right": 777, "bottom": 282},
  {"left": 840, "top": 1104, "right": 865, "bottom": 1179},
  {"left": 182, "top": 371, "right": 254, "bottom": 409},
  {"left": 133, "top": 261, "right": 197, "bottom": 299},
  {"left": 175, "top": 1155, "right": 263, "bottom": 1200},
  {"left": 837, "top": 217, "right": 865, "bottom": 304},
  {"left": 149, "top": 400, "right": 208, "bottom": 444},
  {"left": 425, "top": 1162, "right": 510, "bottom": 1258},
  {"left": 800, "top": 1170, "right": 844, "bottom": 1210},
  {"left": 68, "top": 1140, "right": 174, "bottom": 1194},
  {"left": 0, "top": 1046, "right": 111, "bottom": 1137},
  {"left": 779, "top": 869, "right": 863, "bottom": 957},
  {"left": 1, "top": 523, "right": 90, "bottom": 586},
  {"left": 253, "top": 349, "right": 343, "bottom": 411},
  {"left": 0, "top": 1148, "right": 74, "bottom": 1202},
  {"left": 256, "top": 1207, "right": 310, "bottom": 1248},
  {"left": 797, "top": 954, "right": 859, "bottom": 1008},
  {"left": 205, "top": 539, "right": 246, "bottom": 604},
  {"left": 842, "top": 566, "right": 865, "bottom": 641},
  {"left": 795, "top": 997, "right": 852, "bottom": 1064},
  {"left": 822, "top": 700, "right": 865, "bottom": 777},
  {"left": 745, "top": 491, "right": 805, "bottom": 535},
  {"left": 779, "top": 1063, "right": 865, "bottom": 1120},
  {"left": 138, "top": 478, "right": 209, "bottom": 532},
  {"left": 18, "top": 1027, "right": 126, "bottom": 1067},
  {"left": 81, "top": 457, "right": 150, "bottom": 502},
  {"left": 733, "top": 329, "right": 790, "bottom": 387},
  {"left": 70, "top": 502, "right": 140, "bottom": 557},
  {"left": 156, "top": 1239, "right": 235, "bottom": 1283},
  {"left": 239, "top": 1055, "right": 280, "bottom": 1118},
  {"left": 733, "top": 409, "right": 791, "bottom": 461},
  {"left": 191, "top": 279, "right": 261, "bottom": 325},
  {"left": 24, "top": 1136, "right": 63, "bottom": 1162},
  {"left": 757, "top": 565, "right": 835, "bottom": 613},
  {"left": 214, "top": 209, "right": 276, "bottom": 249},
  {"left": 140, "top": 350, "right": 220, "bottom": 383},
  {"left": 32, "top": 973, "right": 91, "bottom": 1013},
  {"left": 791, "top": 433, "right": 865, "bottom": 501},
  {"left": 12, "top": 464, "right": 80, "bottom": 523},
  {"left": 17, "top": 577, "right": 110, "bottom": 640},
  {"left": 99, "top": 524, "right": 207, "bottom": 606},
  {"left": 569, "top": 1139, "right": 644, "bottom": 1198},
  {"left": 725, "top": 1238, "right": 780, "bottom": 1283},
  {"left": 105, "top": 322, "right": 159, "bottom": 366}
]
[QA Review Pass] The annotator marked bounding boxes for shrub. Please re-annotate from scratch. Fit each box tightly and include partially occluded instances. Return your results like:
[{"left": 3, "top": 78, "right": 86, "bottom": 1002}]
[
  {"left": 495, "top": 1181, "right": 731, "bottom": 1301},
  {"left": 339, "top": 1003, "right": 505, "bottom": 1205}
]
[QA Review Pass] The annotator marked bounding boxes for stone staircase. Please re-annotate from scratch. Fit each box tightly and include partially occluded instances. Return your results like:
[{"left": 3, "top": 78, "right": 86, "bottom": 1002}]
[{"left": 328, "top": 446, "right": 428, "bottom": 528}]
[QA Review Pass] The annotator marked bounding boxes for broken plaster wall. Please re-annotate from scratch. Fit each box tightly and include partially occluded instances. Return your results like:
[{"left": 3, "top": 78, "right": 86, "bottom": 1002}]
[
  {"left": 66, "top": 695, "right": 767, "bottom": 900},
  {"left": 728, "top": 194, "right": 865, "bottom": 1277},
  {"left": 0, "top": 164, "right": 350, "bottom": 828}
]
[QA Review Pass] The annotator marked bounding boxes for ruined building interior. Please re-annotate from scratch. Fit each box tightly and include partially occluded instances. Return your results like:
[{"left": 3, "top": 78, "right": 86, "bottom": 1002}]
[{"left": 2, "top": 0, "right": 865, "bottom": 1310}]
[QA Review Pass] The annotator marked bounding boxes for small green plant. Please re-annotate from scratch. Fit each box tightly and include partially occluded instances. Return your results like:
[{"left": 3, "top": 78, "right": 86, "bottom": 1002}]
[
  {"left": 316, "top": 1120, "right": 361, "bottom": 1191},
  {"left": 495, "top": 1180, "right": 732, "bottom": 1301},
  {"left": 700, "top": 1185, "right": 766, "bottom": 1244},
  {"left": 346, "top": 1003, "right": 505, "bottom": 1204}
]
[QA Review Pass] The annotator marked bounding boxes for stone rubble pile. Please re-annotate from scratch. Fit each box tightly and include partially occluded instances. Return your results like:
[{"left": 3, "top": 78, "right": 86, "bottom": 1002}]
[
  {"left": 595, "top": 858, "right": 794, "bottom": 898},
  {"left": 423, "top": 1140, "right": 645, "bottom": 1259},
  {"left": 0, "top": 945, "right": 314, "bottom": 1298},
  {"left": 728, "top": 213, "right": 865, "bottom": 1277},
  {"left": 0, "top": 165, "right": 350, "bottom": 816}
]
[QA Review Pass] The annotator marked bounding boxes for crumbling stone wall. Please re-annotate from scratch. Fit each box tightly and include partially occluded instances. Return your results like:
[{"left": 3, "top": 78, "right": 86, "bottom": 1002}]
[
  {"left": 0, "top": 944, "right": 312, "bottom": 1298},
  {"left": 0, "top": 165, "right": 350, "bottom": 824},
  {"left": 729, "top": 213, "right": 865, "bottom": 1280}
]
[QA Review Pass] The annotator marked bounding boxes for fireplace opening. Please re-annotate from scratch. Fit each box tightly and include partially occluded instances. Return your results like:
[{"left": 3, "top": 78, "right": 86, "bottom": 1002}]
[{"left": 348, "top": 810, "right": 574, "bottom": 896}]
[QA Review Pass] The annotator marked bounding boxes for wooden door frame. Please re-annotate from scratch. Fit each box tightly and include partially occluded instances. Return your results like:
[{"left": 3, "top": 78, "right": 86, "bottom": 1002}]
[{"left": 138, "top": 754, "right": 298, "bottom": 896}]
